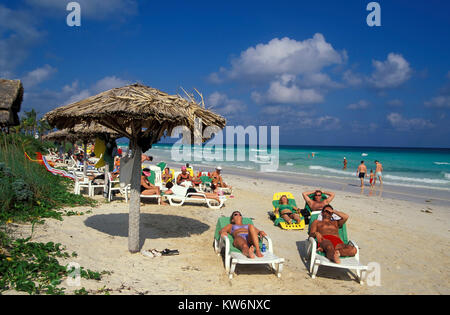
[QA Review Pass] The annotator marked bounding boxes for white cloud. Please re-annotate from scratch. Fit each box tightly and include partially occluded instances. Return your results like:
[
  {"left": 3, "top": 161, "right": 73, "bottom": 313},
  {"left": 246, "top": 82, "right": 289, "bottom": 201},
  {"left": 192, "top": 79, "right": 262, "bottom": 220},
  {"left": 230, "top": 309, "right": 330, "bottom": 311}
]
[
  {"left": 211, "top": 34, "right": 346, "bottom": 82},
  {"left": 347, "top": 99, "right": 369, "bottom": 110},
  {"left": 424, "top": 71, "right": 450, "bottom": 108},
  {"left": 253, "top": 74, "right": 324, "bottom": 105},
  {"left": 0, "top": 5, "right": 43, "bottom": 76},
  {"left": 91, "top": 76, "right": 131, "bottom": 94},
  {"left": 387, "top": 113, "right": 434, "bottom": 131},
  {"left": 22, "top": 76, "right": 131, "bottom": 114},
  {"left": 207, "top": 92, "right": 247, "bottom": 116},
  {"left": 21, "top": 65, "right": 57, "bottom": 88},
  {"left": 387, "top": 99, "right": 403, "bottom": 107},
  {"left": 301, "top": 115, "right": 341, "bottom": 130},
  {"left": 342, "top": 69, "right": 364, "bottom": 87},
  {"left": 368, "top": 53, "right": 412, "bottom": 89},
  {"left": 424, "top": 96, "right": 450, "bottom": 108}
]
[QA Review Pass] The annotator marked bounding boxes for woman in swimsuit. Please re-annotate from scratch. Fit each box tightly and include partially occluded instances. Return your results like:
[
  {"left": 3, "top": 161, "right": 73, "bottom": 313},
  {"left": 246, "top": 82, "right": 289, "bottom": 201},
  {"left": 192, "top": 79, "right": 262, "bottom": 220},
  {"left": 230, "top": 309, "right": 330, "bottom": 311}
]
[
  {"left": 219, "top": 211, "right": 267, "bottom": 259},
  {"left": 274, "top": 195, "right": 303, "bottom": 225},
  {"left": 141, "top": 169, "right": 167, "bottom": 205}
]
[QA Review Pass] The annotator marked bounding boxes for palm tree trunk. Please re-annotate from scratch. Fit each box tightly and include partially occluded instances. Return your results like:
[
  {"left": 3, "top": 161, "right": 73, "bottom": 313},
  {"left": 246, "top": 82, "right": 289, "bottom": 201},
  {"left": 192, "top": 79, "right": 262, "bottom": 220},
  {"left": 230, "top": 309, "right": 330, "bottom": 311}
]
[{"left": 128, "top": 142, "right": 142, "bottom": 253}]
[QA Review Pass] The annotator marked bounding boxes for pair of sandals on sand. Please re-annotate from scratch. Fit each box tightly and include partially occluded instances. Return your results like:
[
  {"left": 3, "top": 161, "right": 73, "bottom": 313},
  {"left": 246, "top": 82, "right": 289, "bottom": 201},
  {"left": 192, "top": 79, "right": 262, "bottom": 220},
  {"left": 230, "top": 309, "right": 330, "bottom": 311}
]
[{"left": 141, "top": 248, "right": 179, "bottom": 258}]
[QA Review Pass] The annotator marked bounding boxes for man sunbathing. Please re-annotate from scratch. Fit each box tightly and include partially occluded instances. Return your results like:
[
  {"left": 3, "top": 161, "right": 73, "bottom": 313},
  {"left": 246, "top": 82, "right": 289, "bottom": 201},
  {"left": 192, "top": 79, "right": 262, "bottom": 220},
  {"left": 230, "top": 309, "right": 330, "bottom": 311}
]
[
  {"left": 309, "top": 205, "right": 356, "bottom": 264},
  {"left": 211, "top": 166, "right": 232, "bottom": 190},
  {"left": 219, "top": 211, "right": 267, "bottom": 259},
  {"left": 302, "top": 190, "right": 335, "bottom": 212}
]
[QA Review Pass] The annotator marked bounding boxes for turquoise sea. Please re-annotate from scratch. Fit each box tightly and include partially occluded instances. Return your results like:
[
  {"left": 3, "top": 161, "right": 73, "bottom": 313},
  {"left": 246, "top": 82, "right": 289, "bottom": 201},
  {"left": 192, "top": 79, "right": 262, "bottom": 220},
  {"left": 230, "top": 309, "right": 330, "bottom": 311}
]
[{"left": 118, "top": 142, "right": 450, "bottom": 191}]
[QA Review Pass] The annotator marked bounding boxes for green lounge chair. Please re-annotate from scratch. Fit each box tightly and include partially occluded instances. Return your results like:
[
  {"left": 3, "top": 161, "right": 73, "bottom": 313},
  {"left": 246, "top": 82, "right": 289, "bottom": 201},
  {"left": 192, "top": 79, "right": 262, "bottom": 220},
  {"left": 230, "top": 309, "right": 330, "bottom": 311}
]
[
  {"left": 306, "top": 212, "right": 368, "bottom": 284},
  {"left": 213, "top": 215, "right": 284, "bottom": 279}
]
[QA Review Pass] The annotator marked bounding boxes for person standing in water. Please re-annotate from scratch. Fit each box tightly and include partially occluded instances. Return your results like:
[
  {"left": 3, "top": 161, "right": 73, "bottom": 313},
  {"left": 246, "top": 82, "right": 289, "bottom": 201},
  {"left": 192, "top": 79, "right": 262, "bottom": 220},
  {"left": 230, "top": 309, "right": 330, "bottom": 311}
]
[
  {"left": 374, "top": 160, "right": 383, "bottom": 186},
  {"left": 356, "top": 161, "right": 367, "bottom": 187},
  {"left": 343, "top": 157, "right": 347, "bottom": 170}
]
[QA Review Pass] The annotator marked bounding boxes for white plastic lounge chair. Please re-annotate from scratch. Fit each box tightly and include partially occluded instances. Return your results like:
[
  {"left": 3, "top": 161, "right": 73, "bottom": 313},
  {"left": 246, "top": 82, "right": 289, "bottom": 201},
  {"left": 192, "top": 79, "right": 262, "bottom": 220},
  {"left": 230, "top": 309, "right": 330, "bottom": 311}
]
[
  {"left": 306, "top": 212, "right": 368, "bottom": 284},
  {"left": 214, "top": 216, "right": 284, "bottom": 279},
  {"left": 140, "top": 193, "right": 161, "bottom": 205},
  {"left": 106, "top": 172, "right": 130, "bottom": 202},
  {"left": 165, "top": 185, "right": 225, "bottom": 209}
]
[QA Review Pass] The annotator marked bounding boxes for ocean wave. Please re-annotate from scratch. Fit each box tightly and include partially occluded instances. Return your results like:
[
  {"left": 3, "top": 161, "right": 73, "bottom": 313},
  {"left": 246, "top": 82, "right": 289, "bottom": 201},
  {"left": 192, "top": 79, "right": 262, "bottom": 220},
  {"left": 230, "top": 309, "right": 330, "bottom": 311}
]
[
  {"left": 434, "top": 162, "right": 450, "bottom": 165},
  {"left": 383, "top": 174, "right": 450, "bottom": 185},
  {"left": 286, "top": 162, "right": 294, "bottom": 166},
  {"left": 445, "top": 173, "right": 450, "bottom": 180},
  {"left": 309, "top": 165, "right": 351, "bottom": 176}
]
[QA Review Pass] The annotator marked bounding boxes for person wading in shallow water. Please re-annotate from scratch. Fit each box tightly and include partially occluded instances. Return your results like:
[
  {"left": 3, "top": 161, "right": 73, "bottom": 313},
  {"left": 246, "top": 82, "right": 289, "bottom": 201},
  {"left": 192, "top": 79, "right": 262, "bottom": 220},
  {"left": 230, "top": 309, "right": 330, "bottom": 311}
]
[{"left": 357, "top": 161, "right": 367, "bottom": 187}]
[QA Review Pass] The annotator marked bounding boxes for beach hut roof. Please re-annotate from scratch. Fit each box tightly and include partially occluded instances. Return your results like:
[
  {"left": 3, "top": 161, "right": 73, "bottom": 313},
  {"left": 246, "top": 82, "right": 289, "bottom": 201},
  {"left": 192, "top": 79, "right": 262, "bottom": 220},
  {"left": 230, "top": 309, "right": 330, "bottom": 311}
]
[
  {"left": 44, "top": 83, "right": 226, "bottom": 141},
  {"left": 43, "top": 83, "right": 226, "bottom": 254},
  {"left": 0, "top": 79, "right": 23, "bottom": 127},
  {"left": 43, "top": 122, "right": 121, "bottom": 143}
]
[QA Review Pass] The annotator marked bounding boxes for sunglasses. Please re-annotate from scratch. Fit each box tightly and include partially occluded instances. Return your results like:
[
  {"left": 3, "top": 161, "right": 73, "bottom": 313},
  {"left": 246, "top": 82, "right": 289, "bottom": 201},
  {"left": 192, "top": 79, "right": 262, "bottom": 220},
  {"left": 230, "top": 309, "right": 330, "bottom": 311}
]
[{"left": 232, "top": 212, "right": 241, "bottom": 217}]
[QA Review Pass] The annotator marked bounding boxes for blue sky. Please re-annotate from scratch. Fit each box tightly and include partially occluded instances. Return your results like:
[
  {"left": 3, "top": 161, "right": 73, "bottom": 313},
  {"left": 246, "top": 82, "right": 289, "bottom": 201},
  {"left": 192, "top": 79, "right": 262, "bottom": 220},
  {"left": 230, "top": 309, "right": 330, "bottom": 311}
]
[{"left": 1, "top": 0, "right": 450, "bottom": 147}]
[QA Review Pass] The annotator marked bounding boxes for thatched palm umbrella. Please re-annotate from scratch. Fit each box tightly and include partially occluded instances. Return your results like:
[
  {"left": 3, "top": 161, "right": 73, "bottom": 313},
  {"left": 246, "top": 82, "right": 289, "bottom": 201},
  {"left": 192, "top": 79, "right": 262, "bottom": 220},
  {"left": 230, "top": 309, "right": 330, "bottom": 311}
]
[
  {"left": 43, "top": 123, "right": 121, "bottom": 176},
  {"left": 44, "top": 83, "right": 226, "bottom": 253},
  {"left": 0, "top": 79, "right": 23, "bottom": 130}
]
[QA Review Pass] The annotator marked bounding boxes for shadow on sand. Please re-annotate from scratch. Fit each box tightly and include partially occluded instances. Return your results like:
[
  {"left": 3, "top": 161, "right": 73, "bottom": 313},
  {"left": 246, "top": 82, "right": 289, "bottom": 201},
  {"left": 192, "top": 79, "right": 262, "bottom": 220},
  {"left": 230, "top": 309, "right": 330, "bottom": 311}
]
[{"left": 84, "top": 213, "right": 210, "bottom": 249}]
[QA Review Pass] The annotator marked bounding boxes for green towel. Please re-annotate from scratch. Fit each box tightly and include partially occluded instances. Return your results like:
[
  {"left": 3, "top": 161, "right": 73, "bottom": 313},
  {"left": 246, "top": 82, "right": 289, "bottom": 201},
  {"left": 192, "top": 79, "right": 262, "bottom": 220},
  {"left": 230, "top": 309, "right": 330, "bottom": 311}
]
[{"left": 157, "top": 162, "right": 166, "bottom": 172}]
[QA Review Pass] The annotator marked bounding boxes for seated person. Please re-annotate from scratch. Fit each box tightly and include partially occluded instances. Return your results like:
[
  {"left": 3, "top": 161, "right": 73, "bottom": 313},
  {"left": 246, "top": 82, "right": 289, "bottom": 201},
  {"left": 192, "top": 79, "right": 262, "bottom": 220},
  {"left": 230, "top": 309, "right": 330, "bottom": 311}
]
[
  {"left": 274, "top": 195, "right": 303, "bottom": 225},
  {"left": 141, "top": 154, "right": 153, "bottom": 163},
  {"left": 141, "top": 169, "right": 166, "bottom": 204},
  {"left": 308, "top": 205, "right": 357, "bottom": 264},
  {"left": 210, "top": 166, "right": 232, "bottom": 189},
  {"left": 111, "top": 156, "right": 120, "bottom": 180},
  {"left": 176, "top": 166, "right": 193, "bottom": 186},
  {"left": 219, "top": 211, "right": 267, "bottom": 259},
  {"left": 161, "top": 167, "right": 173, "bottom": 183},
  {"left": 302, "top": 190, "right": 335, "bottom": 212},
  {"left": 164, "top": 181, "right": 221, "bottom": 204}
]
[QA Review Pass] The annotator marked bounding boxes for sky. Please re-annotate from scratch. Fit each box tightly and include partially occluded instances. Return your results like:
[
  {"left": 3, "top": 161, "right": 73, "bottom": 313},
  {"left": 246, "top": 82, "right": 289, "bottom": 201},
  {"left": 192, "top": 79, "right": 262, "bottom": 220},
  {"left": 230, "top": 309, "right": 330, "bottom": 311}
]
[{"left": 1, "top": 0, "right": 450, "bottom": 148}]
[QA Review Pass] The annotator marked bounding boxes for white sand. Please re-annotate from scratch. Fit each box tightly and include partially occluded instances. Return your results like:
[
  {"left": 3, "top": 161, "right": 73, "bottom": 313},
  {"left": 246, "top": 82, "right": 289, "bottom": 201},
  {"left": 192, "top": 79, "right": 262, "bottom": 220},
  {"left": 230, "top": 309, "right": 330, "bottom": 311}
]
[{"left": 5, "top": 173, "right": 450, "bottom": 295}]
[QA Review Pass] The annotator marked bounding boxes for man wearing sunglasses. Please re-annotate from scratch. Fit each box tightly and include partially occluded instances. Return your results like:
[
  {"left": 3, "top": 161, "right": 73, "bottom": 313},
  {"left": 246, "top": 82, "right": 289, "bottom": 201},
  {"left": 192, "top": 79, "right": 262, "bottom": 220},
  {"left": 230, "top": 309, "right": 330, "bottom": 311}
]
[
  {"left": 302, "top": 190, "right": 335, "bottom": 212},
  {"left": 309, "top": 205, "right": 356, "bottom": 264}
]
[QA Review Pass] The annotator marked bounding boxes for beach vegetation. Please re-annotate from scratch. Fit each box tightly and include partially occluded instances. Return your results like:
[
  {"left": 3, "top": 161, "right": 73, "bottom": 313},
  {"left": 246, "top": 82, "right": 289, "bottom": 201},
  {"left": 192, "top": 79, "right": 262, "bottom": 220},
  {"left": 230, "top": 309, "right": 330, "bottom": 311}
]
[{"left": 0, "top": 132, "right": 105, "bottom": 294}]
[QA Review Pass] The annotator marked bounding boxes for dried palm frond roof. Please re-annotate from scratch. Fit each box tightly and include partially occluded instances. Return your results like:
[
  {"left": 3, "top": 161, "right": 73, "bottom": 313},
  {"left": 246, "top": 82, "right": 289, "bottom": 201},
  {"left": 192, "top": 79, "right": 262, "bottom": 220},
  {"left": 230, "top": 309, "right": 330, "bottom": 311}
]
[
  {"left": 44, "top": 83, "right": 226, "bottom": 141},
  {"left": 0, "top": 79, "right": 23, "bottom": 126},
  {"left": 43, "top": 122, "right": 121, "bottom": 143}
]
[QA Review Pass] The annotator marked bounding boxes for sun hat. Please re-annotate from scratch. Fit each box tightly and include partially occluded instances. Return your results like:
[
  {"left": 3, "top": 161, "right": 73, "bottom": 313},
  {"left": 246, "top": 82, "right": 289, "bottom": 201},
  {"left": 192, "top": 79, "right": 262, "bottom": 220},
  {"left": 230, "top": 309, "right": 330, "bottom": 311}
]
[{"left": 216, "top": 166, "right": 222, "bottom": 170}]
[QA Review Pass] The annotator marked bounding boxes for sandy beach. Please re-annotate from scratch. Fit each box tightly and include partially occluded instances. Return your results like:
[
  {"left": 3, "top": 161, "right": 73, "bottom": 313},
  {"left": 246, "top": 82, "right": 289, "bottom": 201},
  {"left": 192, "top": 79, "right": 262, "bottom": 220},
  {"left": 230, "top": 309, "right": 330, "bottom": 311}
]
[{"left": 4, "top": 168, "right": 450, "bottom": 295}]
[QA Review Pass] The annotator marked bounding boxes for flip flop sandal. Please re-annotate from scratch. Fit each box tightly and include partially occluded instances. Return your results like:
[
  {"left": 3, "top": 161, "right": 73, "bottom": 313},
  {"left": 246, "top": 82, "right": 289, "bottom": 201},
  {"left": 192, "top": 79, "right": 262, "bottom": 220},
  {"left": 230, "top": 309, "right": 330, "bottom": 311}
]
[
  {"left": 150, "top": 249, "right": 162, "bottom": 257},
  {"left": 141, "top": 250, "right": 155, "bottom": 258},
  {"left": 161, "top": 248, "right": 179, "bottom": 256}
]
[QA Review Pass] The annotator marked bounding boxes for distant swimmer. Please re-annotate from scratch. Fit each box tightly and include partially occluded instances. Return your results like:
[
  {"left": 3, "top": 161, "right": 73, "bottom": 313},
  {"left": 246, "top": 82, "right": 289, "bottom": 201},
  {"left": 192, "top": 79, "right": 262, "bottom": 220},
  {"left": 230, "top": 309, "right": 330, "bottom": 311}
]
[
  {"left": 374, "top": 160, "right": 383, "bottom": 186},
  {"left": 356, "top": 161, "right": 367, "bottom": 187},
  {"left": 343, "top": 157, "right": 347, "bottom": 170}
]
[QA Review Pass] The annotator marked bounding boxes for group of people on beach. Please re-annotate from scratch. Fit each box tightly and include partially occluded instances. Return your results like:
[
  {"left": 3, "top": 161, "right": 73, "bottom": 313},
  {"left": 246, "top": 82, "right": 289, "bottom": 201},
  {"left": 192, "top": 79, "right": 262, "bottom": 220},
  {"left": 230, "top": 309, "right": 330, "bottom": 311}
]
[
  {"left": 139, "top": 155, "right": 232, "bottom": 206},
  {"left": 356, "top": 160, "right": 383, "bottom": 188},
  {"left": 220, "top": 188, "right": 355, "bottom": 264}
]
